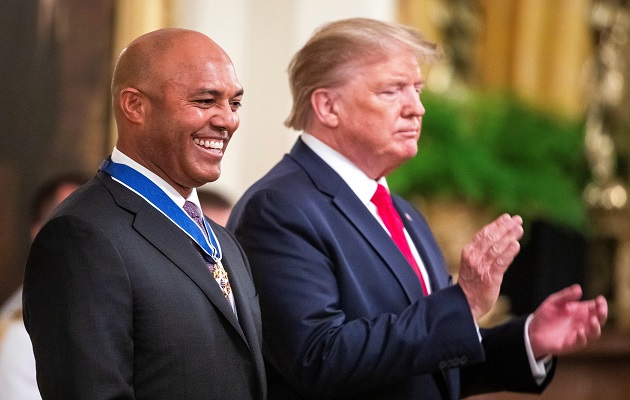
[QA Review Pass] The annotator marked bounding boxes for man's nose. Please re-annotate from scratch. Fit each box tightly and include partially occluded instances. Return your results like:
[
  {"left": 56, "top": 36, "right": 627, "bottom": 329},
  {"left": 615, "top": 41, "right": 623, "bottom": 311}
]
[
  {"left": 210, "top": 103, "right": 240, "bottom": 132},
  {"left": 403, "top": 89, "right": 425, "bottom": 117}
]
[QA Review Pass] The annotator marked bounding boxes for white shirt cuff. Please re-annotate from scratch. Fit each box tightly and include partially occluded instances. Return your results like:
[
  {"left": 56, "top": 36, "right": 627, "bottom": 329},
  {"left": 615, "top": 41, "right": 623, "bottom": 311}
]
[{"left": 524, "top": 314, "right": 552, "bottom": 384}]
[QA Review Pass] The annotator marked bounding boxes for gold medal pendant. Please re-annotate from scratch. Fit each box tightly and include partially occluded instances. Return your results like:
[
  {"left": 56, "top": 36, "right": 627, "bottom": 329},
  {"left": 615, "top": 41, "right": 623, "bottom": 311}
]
[{"left": 213, "top": 260, "right": 232, "bottom": 299}]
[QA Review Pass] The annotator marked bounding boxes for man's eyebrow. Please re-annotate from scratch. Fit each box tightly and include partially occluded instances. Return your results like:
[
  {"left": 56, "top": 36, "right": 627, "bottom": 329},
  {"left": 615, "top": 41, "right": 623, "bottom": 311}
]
[{"left": 194, "top": 88, "right": 244, "bottom": 97}]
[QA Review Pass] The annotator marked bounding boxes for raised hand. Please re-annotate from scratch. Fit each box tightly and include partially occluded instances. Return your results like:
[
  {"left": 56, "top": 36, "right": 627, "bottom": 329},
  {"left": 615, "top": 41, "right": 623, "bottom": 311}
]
[
  {"left": 458, "top": 214, "right": 524, "bottom": 321},
  {"left": 528, "top": 284, "right": 608, "bottom": 359}
]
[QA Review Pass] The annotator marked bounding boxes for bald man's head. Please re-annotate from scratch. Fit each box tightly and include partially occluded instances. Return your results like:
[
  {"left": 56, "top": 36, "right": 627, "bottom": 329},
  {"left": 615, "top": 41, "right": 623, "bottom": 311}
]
[
  {"left": 111, "top": 28, "right": 228, "bottom": 111},
  {"left": 109, "top": 28, "right": 243, "bottom": 198}
]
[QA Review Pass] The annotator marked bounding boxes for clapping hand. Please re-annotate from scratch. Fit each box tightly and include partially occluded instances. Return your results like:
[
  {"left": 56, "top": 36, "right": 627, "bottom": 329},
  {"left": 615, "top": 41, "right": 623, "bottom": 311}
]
[
  {"left": 528, "top": 284, "right": 608, "bottom": 359},
  {"left": 458, "top": 214, "right": 524, "bottom": 321}
]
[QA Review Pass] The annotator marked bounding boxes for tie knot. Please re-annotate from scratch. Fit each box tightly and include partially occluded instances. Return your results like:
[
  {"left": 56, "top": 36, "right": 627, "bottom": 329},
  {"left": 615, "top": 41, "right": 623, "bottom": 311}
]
[
  {"left": 371, "top": 184, "right": 392, "bottom": 207},
  {"left": 183, "top": 200, "right": 200, "bottom": 217},
  {"left": 183, "top": 201, "right": 204, "bottom": 226}
]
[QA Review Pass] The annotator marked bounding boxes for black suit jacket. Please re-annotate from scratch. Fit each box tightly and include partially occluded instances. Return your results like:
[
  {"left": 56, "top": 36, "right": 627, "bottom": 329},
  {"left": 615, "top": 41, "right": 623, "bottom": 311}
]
[
  {"left": 228, "top": 138, "right": 554, "bottom": 399},
  {"left": 23, "top": 169, "right": 266, "bottom": 400}
]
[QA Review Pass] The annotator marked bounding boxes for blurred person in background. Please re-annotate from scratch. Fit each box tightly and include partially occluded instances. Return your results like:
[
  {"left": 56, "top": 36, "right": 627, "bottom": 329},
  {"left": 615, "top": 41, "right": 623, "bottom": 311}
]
[{"left": 0, "top": 173, "right": 87, "bottom": 400}]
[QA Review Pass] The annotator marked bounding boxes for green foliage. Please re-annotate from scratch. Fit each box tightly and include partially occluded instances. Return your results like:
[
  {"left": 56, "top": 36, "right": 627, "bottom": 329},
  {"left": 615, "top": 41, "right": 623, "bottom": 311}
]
[{"left": 388, "top": 90, "right": 590, "bottom": 231}]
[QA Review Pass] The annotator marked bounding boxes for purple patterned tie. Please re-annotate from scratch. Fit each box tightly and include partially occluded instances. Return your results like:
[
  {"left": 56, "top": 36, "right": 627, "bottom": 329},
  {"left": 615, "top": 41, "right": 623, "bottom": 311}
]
[
  {"left": 183, "top": 200, "right": 208, "bottom": 237},
  {"left": 183, "top": 201, "right": 233, "bottom": 310}
]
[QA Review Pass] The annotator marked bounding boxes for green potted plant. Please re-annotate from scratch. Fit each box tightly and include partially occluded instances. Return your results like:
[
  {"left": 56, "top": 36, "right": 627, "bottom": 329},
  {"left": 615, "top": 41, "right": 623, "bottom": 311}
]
[
  {"left": 390, "top": 89, "right": 589, "bottom": 229},
  {"left": 388, "top": 89, "right": 590, "bottom": 272}
]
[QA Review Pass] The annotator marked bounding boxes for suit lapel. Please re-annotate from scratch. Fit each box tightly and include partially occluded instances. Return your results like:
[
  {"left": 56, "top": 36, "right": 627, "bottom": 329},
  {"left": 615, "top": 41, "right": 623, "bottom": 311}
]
[
  {"left": 99, "top": 172, "right": 246, "bottom": 341},
  {"left": 393, "top": 197, "right": 458, "bottom": 398},
  {"left": 212, "top": 226, "right": 265, "bottom": 370},
  {"left": 289, "top": 140, "right": 425, "bottom": 303},
  {"left": 392, "top": 197, "right": 446, "bottom": 293}
]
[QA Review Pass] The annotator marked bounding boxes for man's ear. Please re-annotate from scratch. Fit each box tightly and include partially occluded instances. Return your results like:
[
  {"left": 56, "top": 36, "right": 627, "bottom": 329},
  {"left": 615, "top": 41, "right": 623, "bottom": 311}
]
[
  {"left": 311, "top": 88, "right": 340, "bottom": 128},
  {"left": 118, "top": 88, "right": 147, "bottom": 124}
]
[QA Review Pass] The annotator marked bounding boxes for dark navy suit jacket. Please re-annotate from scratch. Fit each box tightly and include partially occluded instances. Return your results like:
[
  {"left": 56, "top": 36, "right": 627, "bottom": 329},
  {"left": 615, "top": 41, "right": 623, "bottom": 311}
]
[
  {"left": 228, "top": 138, "right": 553, "bottom": 399},
  {"left": 24, "top": 168, "right": 266, "bottom": 399}
]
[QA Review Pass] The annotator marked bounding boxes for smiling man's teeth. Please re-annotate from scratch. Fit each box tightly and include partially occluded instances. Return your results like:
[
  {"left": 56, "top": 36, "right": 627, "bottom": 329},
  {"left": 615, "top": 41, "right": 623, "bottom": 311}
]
[{"left": 194, "top": 138, "right": 222, "bottom": 150}]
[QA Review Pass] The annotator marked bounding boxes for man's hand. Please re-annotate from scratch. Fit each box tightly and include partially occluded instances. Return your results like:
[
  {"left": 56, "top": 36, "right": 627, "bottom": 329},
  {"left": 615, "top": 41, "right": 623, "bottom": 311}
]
[
  {"left": 528, "top": 284, "right": 608, "bottom": 359},
  {"left": 458, "top": 214, "right": 524, "bottom": 321}
]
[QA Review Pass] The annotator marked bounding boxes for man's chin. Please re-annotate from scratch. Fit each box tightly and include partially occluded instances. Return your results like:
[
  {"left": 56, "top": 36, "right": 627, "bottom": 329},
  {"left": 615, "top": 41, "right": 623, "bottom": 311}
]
[
  {"left": 401, "top": 146, "right": 419, "bottom": 161},
  {"left": 200, "top": 169, "right": 222, "bottom": 185}
]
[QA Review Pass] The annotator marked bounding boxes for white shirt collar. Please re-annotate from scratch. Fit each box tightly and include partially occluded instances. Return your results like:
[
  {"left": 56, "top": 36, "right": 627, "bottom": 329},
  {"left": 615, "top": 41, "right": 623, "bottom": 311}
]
[
  {"left": 300, "top": 133, "right": 389, "bottom": 204},
  {"left": 110, "top": 147, "right": 202, "bottom": 210}
]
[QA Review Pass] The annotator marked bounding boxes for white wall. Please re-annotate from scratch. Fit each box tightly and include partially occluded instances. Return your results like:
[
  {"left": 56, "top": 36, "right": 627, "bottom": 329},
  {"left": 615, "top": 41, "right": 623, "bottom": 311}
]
[{"left": 176, "top": 0, "right": 396, "bottom": 200}]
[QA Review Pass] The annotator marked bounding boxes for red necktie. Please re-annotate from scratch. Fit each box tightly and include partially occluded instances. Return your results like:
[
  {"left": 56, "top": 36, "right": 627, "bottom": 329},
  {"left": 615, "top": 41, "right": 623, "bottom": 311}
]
[{"left": 371, "top": 184, "right": 428, "bottom": 295}]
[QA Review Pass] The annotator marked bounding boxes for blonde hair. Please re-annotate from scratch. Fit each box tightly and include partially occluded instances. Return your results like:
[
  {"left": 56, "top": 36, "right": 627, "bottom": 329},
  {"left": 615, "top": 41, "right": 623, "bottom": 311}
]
[{"left": 285, "top": 18, "right": 440, "bottom": 131}]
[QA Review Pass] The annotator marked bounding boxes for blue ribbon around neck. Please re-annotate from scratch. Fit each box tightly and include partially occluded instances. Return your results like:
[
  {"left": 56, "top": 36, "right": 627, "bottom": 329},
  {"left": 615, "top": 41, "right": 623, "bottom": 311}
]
[{"left": 100, "top": 159, "right": 222, "bottom": 263}]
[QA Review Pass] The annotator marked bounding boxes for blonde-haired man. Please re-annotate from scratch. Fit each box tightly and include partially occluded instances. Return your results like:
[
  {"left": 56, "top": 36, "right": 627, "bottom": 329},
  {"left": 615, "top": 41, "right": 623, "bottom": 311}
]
[{"left": 229, "top": 18, "right": 607, "bottom": 400}]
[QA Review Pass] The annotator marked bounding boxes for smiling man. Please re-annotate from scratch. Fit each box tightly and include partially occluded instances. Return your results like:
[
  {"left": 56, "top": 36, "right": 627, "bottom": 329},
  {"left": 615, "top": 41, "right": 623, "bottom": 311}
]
[
  {"left": 228, "top": 18, "right": 607, "bottom": 400},
  {"left": 23, "top": 29, "right": 265, "bottom": 400}
]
